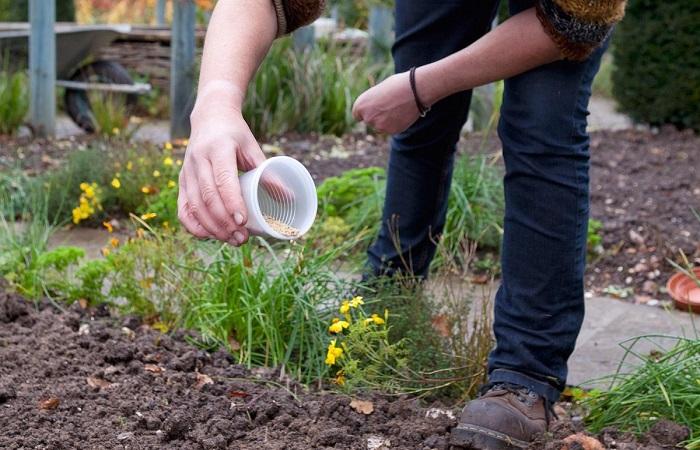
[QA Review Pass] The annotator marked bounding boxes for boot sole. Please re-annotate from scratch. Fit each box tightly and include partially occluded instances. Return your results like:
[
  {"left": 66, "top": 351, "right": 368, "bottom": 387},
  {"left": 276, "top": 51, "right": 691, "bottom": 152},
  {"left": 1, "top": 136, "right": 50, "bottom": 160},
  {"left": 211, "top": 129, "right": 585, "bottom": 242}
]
[{"left": 449, "top": 423, "right": 530, "bottom": 450}]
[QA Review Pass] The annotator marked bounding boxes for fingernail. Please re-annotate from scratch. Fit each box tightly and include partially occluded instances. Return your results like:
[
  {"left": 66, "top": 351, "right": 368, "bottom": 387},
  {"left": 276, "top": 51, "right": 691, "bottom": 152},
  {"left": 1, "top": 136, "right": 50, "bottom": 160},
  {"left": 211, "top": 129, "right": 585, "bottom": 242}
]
[
  {"left": 233, "top": 231, "right": 245, "bottom": 244},
  {"left": 234, "top": 213, "right": 245, "bottom": 226}
]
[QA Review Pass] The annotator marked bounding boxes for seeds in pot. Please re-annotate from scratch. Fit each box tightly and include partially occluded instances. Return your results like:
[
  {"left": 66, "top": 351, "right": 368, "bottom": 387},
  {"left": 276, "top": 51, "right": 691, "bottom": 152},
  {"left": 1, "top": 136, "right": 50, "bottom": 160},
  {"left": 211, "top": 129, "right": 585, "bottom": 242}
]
[{"left": 263, "top": 215, "right": 300, "bottom": 237}]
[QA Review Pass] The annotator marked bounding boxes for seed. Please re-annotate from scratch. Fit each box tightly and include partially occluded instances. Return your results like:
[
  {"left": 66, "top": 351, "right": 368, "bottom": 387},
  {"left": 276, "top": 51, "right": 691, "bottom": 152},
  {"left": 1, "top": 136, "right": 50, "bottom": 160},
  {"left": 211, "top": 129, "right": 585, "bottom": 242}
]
[{"left": 263, "top": 215, "right": 300, "bottom": 237}]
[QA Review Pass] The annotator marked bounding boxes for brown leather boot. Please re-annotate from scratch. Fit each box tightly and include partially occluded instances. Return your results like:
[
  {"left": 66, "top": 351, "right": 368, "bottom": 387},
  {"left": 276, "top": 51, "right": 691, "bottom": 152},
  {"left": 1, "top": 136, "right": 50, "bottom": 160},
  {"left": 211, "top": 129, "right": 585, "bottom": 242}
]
[{"left": 449, "top": 383, "right": 553, "bottom": 449}]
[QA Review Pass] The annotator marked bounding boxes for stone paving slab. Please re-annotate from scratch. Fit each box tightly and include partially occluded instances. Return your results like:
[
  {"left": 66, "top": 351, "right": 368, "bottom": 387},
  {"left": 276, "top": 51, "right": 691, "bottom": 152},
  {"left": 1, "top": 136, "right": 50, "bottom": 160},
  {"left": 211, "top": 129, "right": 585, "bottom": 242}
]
[{"left": 568, "top": 296, "right": 697, "bottom": 388}]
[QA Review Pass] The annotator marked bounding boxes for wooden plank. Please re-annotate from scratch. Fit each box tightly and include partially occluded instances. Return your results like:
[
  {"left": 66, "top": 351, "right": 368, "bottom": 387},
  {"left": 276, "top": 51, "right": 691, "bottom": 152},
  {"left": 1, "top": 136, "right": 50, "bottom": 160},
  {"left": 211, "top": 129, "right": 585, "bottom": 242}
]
[
  {"left": 29, "top": 0, "right": 56, "bottom": 137},
  {"left": 369, "top": 5, "right": 393, "bottom": 63},
  {"left": 170, "top": 0, "right": 196, "bottom": 139},
  {"left": 293, "top": 25, "right": 315, "bottom": 53},
  {"left": 157, "top": 0, "right": 167, "bottom": 26},
  {"left": 56, "top": 80, "right": 152, "bottom": 94}
]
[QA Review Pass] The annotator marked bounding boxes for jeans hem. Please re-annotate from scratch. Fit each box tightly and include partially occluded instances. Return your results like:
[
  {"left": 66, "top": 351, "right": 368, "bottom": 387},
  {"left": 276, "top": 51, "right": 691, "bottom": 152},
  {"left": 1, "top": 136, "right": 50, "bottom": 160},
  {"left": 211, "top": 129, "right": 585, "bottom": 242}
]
[{"left": 489, "top": 368, "right": 561, "bottom": 404}]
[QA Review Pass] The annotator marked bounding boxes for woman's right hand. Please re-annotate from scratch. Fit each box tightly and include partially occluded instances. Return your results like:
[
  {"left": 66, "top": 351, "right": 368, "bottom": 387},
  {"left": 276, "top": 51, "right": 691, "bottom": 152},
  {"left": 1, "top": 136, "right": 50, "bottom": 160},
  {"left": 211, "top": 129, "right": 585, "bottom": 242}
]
[{"left": 178, "top": 105, "right": 266, "bottom": 246}]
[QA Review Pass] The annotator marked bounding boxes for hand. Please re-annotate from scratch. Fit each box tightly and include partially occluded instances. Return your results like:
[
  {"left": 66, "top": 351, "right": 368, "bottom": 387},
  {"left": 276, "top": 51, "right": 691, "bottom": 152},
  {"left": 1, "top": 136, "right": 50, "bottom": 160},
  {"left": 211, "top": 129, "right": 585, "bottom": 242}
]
[
  {"left": 352, "top": 71, "right": 422, "bottom": 134},
  {"left": 178, "top": 110, "right": 265, "bottom": 246}
]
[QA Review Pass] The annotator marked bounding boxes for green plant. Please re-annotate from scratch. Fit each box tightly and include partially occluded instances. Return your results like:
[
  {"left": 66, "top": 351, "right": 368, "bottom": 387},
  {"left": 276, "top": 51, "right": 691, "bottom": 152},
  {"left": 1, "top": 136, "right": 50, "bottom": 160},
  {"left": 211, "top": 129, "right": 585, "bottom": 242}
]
[
  {"left": 585, "top": 335, "right": 700, "bottom": 448},
  {"left": 592, "top": 52, "right": 614, "bottom": 99},
  {"left": 243, "top": 39, "right": 389, "bottom": 138},
  {"left": 587, "top": 218, "right": 604, "bottom": 258},
  {"left": 87, "top": 91, "right": 136, "bottom": 139},
  {"left": 433, "top": 153, "right": 504, "bottom": 271},
  {"left": 0, "top": 70, "right": 29, "bottom": 135},
  {"left": 612, "top": 0, "right": 700, "bottom": 131}
]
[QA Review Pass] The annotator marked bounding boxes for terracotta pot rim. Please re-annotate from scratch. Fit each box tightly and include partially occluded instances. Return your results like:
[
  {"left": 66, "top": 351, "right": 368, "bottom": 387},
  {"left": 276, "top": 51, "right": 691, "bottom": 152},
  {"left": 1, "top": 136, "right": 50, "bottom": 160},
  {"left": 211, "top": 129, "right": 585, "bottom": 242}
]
[{"left": 666, "top": 267, "right": 700, "bottom": 314}]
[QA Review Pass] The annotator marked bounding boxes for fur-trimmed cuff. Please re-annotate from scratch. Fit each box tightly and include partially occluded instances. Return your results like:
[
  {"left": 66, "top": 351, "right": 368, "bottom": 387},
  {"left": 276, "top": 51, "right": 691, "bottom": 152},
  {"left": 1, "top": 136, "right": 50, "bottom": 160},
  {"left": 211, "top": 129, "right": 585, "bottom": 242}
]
[
  {"left": 536, "top": 0, "right": 620, "bottom": 61},
  {"left": 271, "top": 0, "right": 325, "bottom": 38}
]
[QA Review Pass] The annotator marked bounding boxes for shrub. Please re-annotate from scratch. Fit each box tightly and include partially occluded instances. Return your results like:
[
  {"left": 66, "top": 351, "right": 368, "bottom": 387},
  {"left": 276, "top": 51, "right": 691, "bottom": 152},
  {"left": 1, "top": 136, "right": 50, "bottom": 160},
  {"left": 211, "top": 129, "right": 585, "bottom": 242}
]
[
  {"left": 612, "top": 0, "right": 700, "bottom": 130},
  {"left": 0, "top": 71, "right": 29, "bottom": 135}
]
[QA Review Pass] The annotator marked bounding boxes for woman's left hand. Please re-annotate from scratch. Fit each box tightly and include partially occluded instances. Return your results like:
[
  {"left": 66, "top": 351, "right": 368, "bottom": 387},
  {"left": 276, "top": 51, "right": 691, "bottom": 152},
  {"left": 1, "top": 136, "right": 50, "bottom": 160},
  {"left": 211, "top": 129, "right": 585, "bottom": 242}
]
[{"left": 352, "top": 71, "right": 423, "bottom": 134}]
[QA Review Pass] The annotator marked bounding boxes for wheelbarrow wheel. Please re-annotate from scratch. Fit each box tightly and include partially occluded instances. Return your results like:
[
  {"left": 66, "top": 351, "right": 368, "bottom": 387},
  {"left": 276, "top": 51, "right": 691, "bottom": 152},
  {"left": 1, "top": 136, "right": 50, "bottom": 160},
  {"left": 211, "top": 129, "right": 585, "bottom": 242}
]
[{"left": 64, "top": 60, "right": 138, "bottom": 133}]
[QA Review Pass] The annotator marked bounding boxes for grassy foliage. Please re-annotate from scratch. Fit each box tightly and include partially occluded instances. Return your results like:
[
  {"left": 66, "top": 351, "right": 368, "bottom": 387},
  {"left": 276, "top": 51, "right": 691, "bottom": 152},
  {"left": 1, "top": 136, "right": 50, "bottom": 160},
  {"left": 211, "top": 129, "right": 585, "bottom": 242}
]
[
  {"left": 585, "top": 335, "right": 700, "bottom": 448},
  {"left": 0, "top": 70, "right": 29, "bottom": 135},
  {"left": 243, "top": 39, "right": 390, "bottom": 139},
  {"left": 87, "top": 91, "right": 133, "bottom": 139}
]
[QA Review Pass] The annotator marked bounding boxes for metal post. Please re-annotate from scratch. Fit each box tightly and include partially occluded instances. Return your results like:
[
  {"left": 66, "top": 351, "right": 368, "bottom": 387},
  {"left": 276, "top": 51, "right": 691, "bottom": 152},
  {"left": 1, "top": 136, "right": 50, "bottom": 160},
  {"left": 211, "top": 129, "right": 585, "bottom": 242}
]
[
  {"left": 369, "top": 5, "right": 393, "bottom": 63},
  {"left": 156, "top": 0, "right": 167, "bottom": 26},
  {"left": 29, "top": 0, "right": 56, "bottom": 137},
  {"left": 170, "top": 0, "right": 196, "bottom": 139},
  {"left": 293, "top": 25, "right": 315, "bottom": 53}
]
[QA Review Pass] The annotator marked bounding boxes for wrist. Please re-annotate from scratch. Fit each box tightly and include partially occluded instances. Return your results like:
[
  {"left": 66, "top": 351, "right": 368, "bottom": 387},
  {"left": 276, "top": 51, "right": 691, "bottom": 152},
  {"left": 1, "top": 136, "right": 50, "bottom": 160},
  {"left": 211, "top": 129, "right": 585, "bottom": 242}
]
[
  {"left": 191, "top": 80, "right": 245, "bottom": 125},
  {"left": 413, "top": 65, "right": 446, "bottom": 108}
]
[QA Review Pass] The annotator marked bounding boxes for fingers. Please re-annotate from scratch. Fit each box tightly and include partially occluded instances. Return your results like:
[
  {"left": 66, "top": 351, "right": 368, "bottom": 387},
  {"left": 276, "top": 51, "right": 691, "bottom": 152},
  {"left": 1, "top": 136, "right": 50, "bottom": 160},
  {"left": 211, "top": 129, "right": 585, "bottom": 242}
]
[
  {"left": 209, "top": 143, "right": 248, "bottom": 227},
  {"left": 177, "top": 172, "right": 210, "bottom": 239},
  {"left": 191, "top": 152, "right": 248, "bottom": 244}
]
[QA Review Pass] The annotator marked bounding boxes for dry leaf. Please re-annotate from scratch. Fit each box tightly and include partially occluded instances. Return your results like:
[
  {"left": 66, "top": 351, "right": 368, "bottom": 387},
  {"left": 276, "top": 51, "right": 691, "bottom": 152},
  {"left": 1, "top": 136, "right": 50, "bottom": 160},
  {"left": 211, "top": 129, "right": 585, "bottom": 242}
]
[
  {"left": 86, "top": 376, "right": 112, "bottom": 390},
  {"left": 431, "top": 314, "right": 451, "bottom": 338},
  {"left": 471, "top": 274, "right": 490, "bottom": 285},
  {"left": 194, "top": 373, "right": 213, "bottom": 389},
  {"left": 350, "top": 399, "right": 374, "bottom": 415},
  {"left": 561, "top": 433, "right": 604, "bottom": 450},
  {"left": 144, "top": 364, "right": 164, "bottom": 374},
  {"left": 228, "top": 333, "right": 241, "bottom": 351},
  {"left": 39, "top": 397, "right": 60, "bottom": 410},
  {"left": 78, "top": 298, "right": 88, "bottom": 309},
  {"left": 228, "top": 390, "right": 249, "bottom": 399}
]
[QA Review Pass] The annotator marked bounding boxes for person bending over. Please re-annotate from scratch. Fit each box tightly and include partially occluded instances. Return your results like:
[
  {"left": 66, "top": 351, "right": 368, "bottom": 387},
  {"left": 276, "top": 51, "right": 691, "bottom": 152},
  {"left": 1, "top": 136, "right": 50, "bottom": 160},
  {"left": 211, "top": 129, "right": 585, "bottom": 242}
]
[{"left": 177, "top": 0, "right": 626, "bottom": 448}]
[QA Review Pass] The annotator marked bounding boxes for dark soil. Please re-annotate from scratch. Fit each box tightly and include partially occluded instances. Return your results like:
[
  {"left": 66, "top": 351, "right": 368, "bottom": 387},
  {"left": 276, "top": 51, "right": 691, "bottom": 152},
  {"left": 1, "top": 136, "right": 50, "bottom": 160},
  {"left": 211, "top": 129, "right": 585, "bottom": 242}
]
[
  {"left": 0, "top": 292, "right": 456, "bottom": 450},
  {"left": 0, "top": 292, "right": 691, "bottom": 449}
]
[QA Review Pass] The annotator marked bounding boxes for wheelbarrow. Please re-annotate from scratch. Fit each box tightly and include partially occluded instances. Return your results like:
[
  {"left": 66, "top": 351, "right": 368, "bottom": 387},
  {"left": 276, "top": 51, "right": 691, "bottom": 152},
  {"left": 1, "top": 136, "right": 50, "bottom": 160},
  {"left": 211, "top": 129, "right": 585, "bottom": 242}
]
[{"left": 0, "top": 23, "right": 151, "bottom": 133}]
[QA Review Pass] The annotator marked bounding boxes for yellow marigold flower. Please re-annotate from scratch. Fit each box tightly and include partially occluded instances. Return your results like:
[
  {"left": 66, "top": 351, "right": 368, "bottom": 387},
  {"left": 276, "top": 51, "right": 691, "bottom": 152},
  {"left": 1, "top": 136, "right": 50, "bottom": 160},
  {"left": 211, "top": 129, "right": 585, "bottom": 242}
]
[
  {"left": 79, "top": 182, "right": 89, "bottom": 191},
  {"left": 141, "top": 186, "right": 151, "bottom": 194},
  {"left": 325, "top": 339, "right": 343, "bottom": 366},
  {"left": 328, "top": 320, "right": 350, "bottom": 334},
  {"left": 164, "top": 142, "right": 173, "bottom": 150},
  {"left": 153, "top": 170, "right": 161, "bottom": 177},
  {"left": 364, "top": 314, "right": 385, "bottom": 326},
  {"left": 339, "top": 301, "right": 350, "bottom": 315},
  {"left": 349, "top": 296, "right": 364, "bottom": 308},
  {"left": 110, "top": 237, "right": 120, "bottom": 248},
  {"left": 72, "top": 208, "right": 82, "bottom": 224},
  {"left": 163, "top": 157, "right": 174, "bottom": 166},
  {"left": 101, "top": 247, "right": 110, "bottom": 257},
  {"left": 112, "top": 127, "right": 120, "bottom": 136},
  {"left": 102, "top": 221, "right": 113, "bottom": 233},
  {"left": 141, "top": 212, "right": 157, "bottom": 221},
  {"left": 176, "top": 159, "right": 183, "bottom": 166},
  {"left": 111, "top": 178, "right": 121, "bottom": 189},
  {"left": 167, "top": 180, "right": 176, "bottom": 188},
  {"left": 126, "top": 161, "right": 133, "bottom": 171}
]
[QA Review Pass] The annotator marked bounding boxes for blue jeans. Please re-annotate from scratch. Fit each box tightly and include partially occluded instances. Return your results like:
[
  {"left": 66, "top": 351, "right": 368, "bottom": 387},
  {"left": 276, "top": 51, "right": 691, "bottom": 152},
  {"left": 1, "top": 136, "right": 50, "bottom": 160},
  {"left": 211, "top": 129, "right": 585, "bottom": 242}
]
[{"left": 367, "top": 0, "right": 607, "bottom": 403}]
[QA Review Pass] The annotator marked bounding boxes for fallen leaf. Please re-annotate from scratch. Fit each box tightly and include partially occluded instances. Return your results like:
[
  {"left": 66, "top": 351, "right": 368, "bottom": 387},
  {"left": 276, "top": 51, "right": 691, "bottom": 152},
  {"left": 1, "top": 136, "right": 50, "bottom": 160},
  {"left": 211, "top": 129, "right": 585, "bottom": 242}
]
[
  {"left": 561, "top": 433, "right": 604, "bottom": 450},
  {"left": 144, "top": 364, "right": 164, "bottom": 374},
  {"left": 228, "top": 333, "right": 241, "bottom": 351},
  {"left": 39, "top": 397, "right": 60, "bottom": 410},
  {"left": 86, "top": 376, "right": 112, "bottom": 390},
  {"left": 194, "top": 373, "right": 213, "bottom": 389},
  {"left": 350, "top": 399, "right": 374, "bottom": 415},
  {"left": 471, "top": 274, "right": 490, "bottom": 285},
  {"left": 431, "top": 314, "right": 451, "bottom": 338},
  {"left": 228, "top": 390, "right": 249, "bottom": 399},
  {"left": 78, "top": 298, "right": 88, "bottom": 309}
]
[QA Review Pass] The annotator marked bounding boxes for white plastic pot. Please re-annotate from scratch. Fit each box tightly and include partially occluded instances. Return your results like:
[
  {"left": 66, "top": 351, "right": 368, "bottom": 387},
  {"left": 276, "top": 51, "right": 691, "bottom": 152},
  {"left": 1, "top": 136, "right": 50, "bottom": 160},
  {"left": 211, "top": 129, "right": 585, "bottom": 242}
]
[{"left": 239, "top": 156, "right": 317, "bottom": 240}]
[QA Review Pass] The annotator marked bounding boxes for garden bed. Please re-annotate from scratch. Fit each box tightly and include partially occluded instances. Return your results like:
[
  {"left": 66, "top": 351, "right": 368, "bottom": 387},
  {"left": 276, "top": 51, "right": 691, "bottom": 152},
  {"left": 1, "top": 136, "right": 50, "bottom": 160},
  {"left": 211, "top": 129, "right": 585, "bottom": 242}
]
[
  {"left": 1, "top": 291, "right": 692, "bottom": 450},
  {"left": 1, "top": 127, "right": 698, "bottom": 302}
]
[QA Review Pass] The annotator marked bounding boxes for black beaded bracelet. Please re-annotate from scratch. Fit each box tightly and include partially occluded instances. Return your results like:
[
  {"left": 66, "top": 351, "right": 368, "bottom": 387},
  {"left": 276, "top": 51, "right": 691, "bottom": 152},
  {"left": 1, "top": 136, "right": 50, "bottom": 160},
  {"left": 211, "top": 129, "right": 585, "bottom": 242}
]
[{"left": 409, "top": 66, "right": 431, "bottom": 117}]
